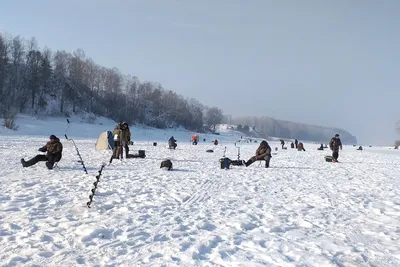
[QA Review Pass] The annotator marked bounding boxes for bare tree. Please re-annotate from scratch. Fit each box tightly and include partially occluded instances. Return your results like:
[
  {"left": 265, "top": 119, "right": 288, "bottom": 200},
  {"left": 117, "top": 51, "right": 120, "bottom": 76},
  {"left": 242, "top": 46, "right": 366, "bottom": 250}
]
[
  {"left": 8, "top": 36, "right": 25, "bottom": 110},
  {"left": 205, "top": 107, "right": 223, "bottom": 131},
  {"left": 53, "top": 50, "right": 69, "bottom": 113},
  {"left": 0, "top": 31, "right": 228, "bottom": 131},
  {"left": 0, "top": 34, "right": 9, "bottom": 104},
  {"left": 25, "top": 49, "right": 42, "bottom": 109}
]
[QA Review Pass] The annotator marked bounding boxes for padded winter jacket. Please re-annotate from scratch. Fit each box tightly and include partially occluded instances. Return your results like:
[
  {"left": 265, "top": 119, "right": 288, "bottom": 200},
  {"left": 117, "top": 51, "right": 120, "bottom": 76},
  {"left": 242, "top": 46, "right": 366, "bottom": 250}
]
[
  {"left": 113, "top": 128, "right": 121, "bottom": 142},
  {"left": 120, "top": 128, "right": 131, "bottom": 143},
  {"left": 39, "top": 138, "right": 63, "bottom": 156},
  {"left": 329, "top": 137, "right": 342, "bottom": 152},
  {"left": 256, "top": 142, "right": 271, "bottom": 159}
]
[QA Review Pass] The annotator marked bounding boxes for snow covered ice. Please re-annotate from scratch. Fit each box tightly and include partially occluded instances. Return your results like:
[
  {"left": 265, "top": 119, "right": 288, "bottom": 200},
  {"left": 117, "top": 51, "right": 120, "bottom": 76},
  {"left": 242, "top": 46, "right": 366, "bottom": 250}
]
[{"left": 1, "top": 118, "right": 400, "bottom": 266}]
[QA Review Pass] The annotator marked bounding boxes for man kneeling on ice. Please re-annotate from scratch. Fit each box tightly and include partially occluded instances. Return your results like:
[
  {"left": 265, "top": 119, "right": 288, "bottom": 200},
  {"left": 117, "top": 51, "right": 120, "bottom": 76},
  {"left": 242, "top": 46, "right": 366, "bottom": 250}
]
[
  {"left": 244, "top": 140, "right": 272, "bottom": 168},
  {"left": 21, "top": 135, "right": 63, "bottom": 169}
]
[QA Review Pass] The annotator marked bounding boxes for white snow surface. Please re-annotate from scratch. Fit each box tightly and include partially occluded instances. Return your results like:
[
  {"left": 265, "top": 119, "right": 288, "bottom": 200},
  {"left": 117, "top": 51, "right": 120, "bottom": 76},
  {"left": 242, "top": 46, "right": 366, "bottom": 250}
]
[{"left": 1, "top": 116, "right": 400, "bottom": 266}]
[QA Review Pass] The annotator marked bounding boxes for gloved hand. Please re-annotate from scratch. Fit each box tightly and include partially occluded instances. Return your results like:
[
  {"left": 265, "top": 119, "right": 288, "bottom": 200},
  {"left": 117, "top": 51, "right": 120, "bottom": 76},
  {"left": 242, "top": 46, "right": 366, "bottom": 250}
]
[{"left": 38, "top": 147, "right": 45, "bottom": 152}]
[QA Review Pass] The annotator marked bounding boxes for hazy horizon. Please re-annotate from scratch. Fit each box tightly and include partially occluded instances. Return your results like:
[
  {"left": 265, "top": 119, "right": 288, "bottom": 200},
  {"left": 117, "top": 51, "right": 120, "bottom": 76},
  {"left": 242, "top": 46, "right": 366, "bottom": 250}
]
[{"left": 1, "top": 0, "right": 399, "bottom": 145}]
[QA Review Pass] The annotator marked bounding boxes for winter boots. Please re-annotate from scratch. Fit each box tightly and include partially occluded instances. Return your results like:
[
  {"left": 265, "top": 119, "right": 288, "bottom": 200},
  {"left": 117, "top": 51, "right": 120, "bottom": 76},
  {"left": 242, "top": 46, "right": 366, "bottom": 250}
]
[
  {"left": 21, "top": 158, "right": 37, "bottom": 167},
  {"left": 21, "top": 159, "right": 27, "bottom": 167},
  {"left": 21, "top": 156, "right": 57, "bottom": 169},
  {"left": 245, "top": 159, "right": 269, "bottom": 168},
  {"left": 245, "top": 159, "right": 253, "bottom": 167}
]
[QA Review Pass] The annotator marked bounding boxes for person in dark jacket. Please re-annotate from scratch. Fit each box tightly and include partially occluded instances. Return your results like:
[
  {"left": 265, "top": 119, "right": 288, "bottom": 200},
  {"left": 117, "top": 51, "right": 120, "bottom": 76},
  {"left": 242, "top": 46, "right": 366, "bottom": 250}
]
[
  {"left": 21, "top": 135, "right": 63, "bottom": 169},
  {"left": 295, "top": 139, "right": 299, "bottom": 149},
  {"left": 168, "top": 136, "right": 177, "bottom": 149},
  {"left": 290, "top": 142, "right": 295, "bottom": 149},
  {"left": 329, "top": 134, "right": 343, "bottom": 162},
  {"left": 297, "top": 142, "right": 306, "bottom": 151},
  {"left": 245, "top": 140, "right": 272, "bottom": 168},
  {"left": 119, "top": 122, "right": 131, "bottom": 158},
  {"left": 280, "top": 139, "right": 285, "bottom": 149}
]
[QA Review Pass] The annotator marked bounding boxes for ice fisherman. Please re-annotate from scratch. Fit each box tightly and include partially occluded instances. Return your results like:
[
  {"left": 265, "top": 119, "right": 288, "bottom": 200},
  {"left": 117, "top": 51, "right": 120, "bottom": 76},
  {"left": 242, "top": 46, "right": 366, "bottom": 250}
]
[
  {"left": 120, "top": 122, "right": 131, "bottom": 158},
  {"left": 329, "top": 134, "right": 343, "bottom": 162},
  {"left": 169, "top": 136, "right": 177, "bottom": 149},
  {"left": 21, "top": 135, "right": 63, "bottom": 169},
  {"left": 245, "top": 140, "right": 272, "bottom": 168},
  {"left": 297, "top": 142, "right": 306, "bottom": 151}
]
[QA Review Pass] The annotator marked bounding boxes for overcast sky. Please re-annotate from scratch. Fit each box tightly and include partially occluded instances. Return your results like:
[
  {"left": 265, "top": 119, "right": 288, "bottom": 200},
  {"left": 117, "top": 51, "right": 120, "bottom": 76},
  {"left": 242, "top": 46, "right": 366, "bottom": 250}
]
[{"left": 1, "top": 0, "right": 399, "bottom": 144}]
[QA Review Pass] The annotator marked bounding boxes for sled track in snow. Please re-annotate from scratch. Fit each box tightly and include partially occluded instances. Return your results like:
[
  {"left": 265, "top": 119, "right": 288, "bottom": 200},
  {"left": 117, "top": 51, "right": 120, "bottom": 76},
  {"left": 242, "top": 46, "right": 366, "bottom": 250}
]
[
  {"left": 97, "top": 172, "right": 225, "bottom": 264},
  {"left": 26, "top": 174, "right": 225, "bottom": 267}
]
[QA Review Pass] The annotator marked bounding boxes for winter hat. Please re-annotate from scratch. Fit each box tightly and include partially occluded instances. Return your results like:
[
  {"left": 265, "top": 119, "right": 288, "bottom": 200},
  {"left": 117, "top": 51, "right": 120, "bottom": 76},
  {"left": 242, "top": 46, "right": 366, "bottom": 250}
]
[
  {"left": 335, "top": 134, "right": 340, "bottom": 137},
  {"left": 49, "top": 135, "right": 57, "bottom": 139},
  {"left": 260, "top": 140, "right": 268, "bottom": 146}
]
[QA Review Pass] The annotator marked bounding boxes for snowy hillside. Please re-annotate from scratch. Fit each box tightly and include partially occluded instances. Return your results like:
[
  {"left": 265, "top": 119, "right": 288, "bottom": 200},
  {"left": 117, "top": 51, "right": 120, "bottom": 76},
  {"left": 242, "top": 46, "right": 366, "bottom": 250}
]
[
  {"left": 0, "top": 117, "right": 400, "bottom": 266},
  {"left": 0, "top": 115, "right": 246, "bottom": 144}
]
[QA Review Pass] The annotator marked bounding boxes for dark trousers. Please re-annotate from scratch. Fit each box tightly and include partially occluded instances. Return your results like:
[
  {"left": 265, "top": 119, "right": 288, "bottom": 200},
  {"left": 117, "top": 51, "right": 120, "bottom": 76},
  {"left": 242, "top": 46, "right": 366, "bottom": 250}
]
[
  {"left": 246, "top": 155, "right": 271, "bottom": 168},
  {"left": 332, "top": 151, "right": 339, "bottom": 160},
  {"left": 112, "top": 145, "right": 122, "bottom": 159},
  {"left": 23, "top": 154, "right": 60, "bottom": 169},
  {"left": 169, "top": 143, "right": 177, "bottom": 149},
  {"left": 121, "top": 141, "right": 129, "bottom": 158},
  {"left": 124, "top": 143, "right": 129, "bottom": 157}
]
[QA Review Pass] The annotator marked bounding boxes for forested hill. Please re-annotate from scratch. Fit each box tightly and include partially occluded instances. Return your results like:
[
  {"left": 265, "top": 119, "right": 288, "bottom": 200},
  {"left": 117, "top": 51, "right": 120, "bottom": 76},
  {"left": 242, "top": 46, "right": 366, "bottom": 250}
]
[
  {"left": 0, "top": 33, "right": 223, "bottom": 131},
  {"left": 230, "top": 116, "right": 357, "bottom": 144},
  {"left": 1, "top": 32, "right": 356, "bottom": 143}
]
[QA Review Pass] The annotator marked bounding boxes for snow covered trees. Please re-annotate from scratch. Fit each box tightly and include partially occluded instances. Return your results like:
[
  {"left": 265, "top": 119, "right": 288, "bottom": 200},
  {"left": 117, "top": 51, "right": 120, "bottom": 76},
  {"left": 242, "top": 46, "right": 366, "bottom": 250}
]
[
  {"left": 205, "top": 107, "right": 223, "bottom": 131},
  {"left": 0, "top": 32, "right": 221, "bottom": 131}
]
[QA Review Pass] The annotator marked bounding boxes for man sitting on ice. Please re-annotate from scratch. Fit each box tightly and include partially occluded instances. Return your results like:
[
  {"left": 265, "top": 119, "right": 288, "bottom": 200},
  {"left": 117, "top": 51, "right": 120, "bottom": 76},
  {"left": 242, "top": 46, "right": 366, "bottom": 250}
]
[
  {"left": 244, "top": 140, "right": 272, "bottom": 168},
  {"left": 21, "top": 135, "right": 63, "bottom": 169}
]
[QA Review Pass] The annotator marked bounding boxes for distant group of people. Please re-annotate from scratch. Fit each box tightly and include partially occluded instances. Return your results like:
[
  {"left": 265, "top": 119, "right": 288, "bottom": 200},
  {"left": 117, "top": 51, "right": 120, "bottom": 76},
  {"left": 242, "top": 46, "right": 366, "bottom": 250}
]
[
  {"left": 283, "top": 139, "right": 305, "bottom": 151},
  {"left": 246, "top": 134, "right": 342, "bottom": 168},
  {"left": 20, "top": 126, "right": 344, "bottom": 170},
  {"left": 171, "top": 136, "right": 219, "bottom": 148}
]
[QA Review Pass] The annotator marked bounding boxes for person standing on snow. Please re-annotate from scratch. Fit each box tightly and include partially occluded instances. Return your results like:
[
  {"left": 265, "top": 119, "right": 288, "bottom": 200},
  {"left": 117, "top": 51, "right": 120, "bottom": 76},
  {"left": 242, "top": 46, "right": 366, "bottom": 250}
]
[
  {"left": 280, "top": 139, "right": 285, "bottom": 149},
  {"left": 245, "top": 140, "right": 272, "bottom": 168},
  {"left": 119, "top": 122, "right": 131, "bottom": 158},
  {"left": 112, "top": 124, "right": 122, "bottom": 159},
  {"left": 21, "top": 135, "right": 63, "bottom": 169},
  {"left": 329, "top": 134, "right": 343, "bottom": 162}
]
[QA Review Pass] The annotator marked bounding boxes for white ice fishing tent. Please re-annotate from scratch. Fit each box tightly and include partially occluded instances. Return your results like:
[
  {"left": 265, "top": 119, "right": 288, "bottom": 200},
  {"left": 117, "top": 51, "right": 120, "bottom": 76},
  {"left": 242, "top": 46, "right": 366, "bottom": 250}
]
[{"left": 95, "top": 131, "right": 114, "bottom": 150}]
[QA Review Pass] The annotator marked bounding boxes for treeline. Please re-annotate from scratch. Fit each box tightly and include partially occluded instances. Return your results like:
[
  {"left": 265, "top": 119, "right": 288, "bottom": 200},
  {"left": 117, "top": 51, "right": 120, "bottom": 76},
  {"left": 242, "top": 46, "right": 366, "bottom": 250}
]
[
  {"left": 0, "top": 33, "right": 223, "bottom": 131},
  {"left": 227, "top": 116, "right": 358, "bottom": 144}
]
